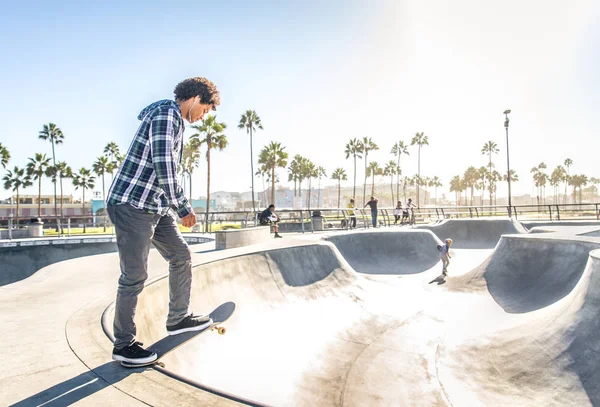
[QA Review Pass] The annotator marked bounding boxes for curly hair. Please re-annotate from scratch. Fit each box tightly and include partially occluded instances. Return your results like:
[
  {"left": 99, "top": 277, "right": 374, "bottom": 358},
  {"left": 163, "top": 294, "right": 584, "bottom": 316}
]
[{"left": 173, "top": 77, "right": 220, "bottom": 110}]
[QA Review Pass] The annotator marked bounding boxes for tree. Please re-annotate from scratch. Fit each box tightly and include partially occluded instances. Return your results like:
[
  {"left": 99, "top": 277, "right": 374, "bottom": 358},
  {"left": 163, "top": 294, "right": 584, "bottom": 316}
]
[
  {"left": 361, "top": 137, "right": 379, "bottom": 205},
  {"left": 366, "top": 161, "right": 382, "bottom": 197},
  {"left": 570, "top": 174, "right": 588, "bottom": 204},
  {"left": 72, "top": 168, "right": 95, "bottom": 233},
  {"left": 26, "top": 153, "right": 51, "bottom": 217},
  {"left": 53, "top": 162, "right": 73, "bottom": 223},
  {"left": 531, "top": 162, "right": 548, "bottom": 205},
  {"left": 3, "top": 167, "right": 32, "bottom": 223},
  {"left": 430, "top": 176, "right": 442, "bottom": 206},
  {"left": 258, "top": 141, "right": 288, "bottom": 205},
  {"left": 589, "top": 177, "right": 600, "bottom": 201},
  {"left": 316, "top": 166, "right": 327, "bottom": 207},
  {"left": 191, "top": 115, "right": 228, "bottom": 232},
  {"left": 181, "top": 141, "right": 201, "bottom": 201},
  {"left": 93, "top": 156, "right": 111, "bottom": 232},
  {"left": 39, "top": 123, "right": 64, "bottom": 229},
  {"left": 287, "top": 156, "right": 302, "bottom": 198},
  {"left": 564, "top": 158, "right": 573, "bottom": 204},
  {"left": 238, "top": 110, "right": 263, "bottom": 214},
  {"left": 384, "top": 160, "right": 398, "bottom": 205},
  {"left": 390, "top": 141, "right": 409, "bottom": 203},
  {"left": 481, "top": 141, "right": 499, "bottom": 204},
  {"left": 345, "top": 138, "right": 363, "bottom": 201},
  {"left": 103, "top": 142, "right": 121, "bottom": 181},
  {"left": 550, "top": 166, "right": 567, "bottom": 204},
  {"left": 331, "top": 168, "right": 347, "bottom": 208},
  {"left": 0, "top": 142, "right": 10, "bottom": 168},
  {"left": 410, "top": 132, "right": 429, "bottom": 207},
  {"left": 449, "top": 175, "right": 463, "bottom": 206},
  {"left": 463, "top": 167, "right": 479, "bottom": 206},
  {"left": 301, "top": 158, "right": 317, "bottom": 210}
]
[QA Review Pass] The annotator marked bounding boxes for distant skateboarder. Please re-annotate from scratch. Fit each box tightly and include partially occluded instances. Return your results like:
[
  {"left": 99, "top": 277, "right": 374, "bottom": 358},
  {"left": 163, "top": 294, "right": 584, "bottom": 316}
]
[
  {"left": 106, "top": 77, "right": 221, "bottom": 365},
  {"left": 364, "top": 196, "right": 379, "bottom": 228},
  {"left": 259, "top": 204, "right": 282, "bottom": 238},
  {"left": 439, "top": 238, "right": 453, "bottom": 276}
]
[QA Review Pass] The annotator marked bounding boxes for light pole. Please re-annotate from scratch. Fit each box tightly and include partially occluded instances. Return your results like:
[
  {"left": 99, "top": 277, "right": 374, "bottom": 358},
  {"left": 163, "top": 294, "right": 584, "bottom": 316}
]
[{"left": 504, "top": 109, "right": 512, "bottom": 217}]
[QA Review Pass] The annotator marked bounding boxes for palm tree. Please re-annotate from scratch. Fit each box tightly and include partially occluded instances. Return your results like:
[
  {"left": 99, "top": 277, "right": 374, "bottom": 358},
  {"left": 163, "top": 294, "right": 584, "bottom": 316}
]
[
  {"left": 450, "top": 175, "right": 463, "bottom": 205},
  {"left": 430, "top": 176, "right": 442, "bottom": 205},
  {"left": 463, "top": 166, "right": 479, "bottom": 206},
  {"left": 344, "top": 138, "right": 363, "bottom": 200},
  {"left": 564, "top": 158, "right": 573, "bottom": 204},
  {"left": 39, "top": 123, "right": 64, "bottom": 229},
  {"left": 103, "top": 142, "right": 121, "bottom": 181},
  {"left": 301, "top": 158, "right": 317, "bottom": 210},
  {"left": 550, "top": 166, "right": 566, "bottom": 204},
  {"left": 481, "top": 141, "right": 499, "bottom": 204},
  {"left": 502, "top": 170, "right": 519, "bottom": 205},
  {"left": 366, "top": 161, "right": 382, "bottom": 197},
  {"left": 390, "top": 141, "right": 409, "bottom": 202},
  {"left": 181, "top": 141, "right": 201, "bottom": 201},
  {"left": 238, "top": 110, "right": 263, "bottom": 214},
  {"left": 26, "top": 153, "right": 51, "bottom": 217},
  {"left": 258, "top": 141, "right": 288, "bottom": 205},
  {"left": 331, "top": 168, "right": 347, "bottom": 208},
  {"left": 72, "top": 168, "right": 95, "bottom": 233},
  {"left": 410, "top": 132, "right": 429, "bottom": 207},
  {"left": 287, "top": 156, "right": 302, "bottom": 198},
  {"left": 316, "top": 166, "right": 327, "bottom": 207},
  {"left": 531, "top": 163, "right": 548, "bottom": 205},
  {"left": 3, "top": 167, "right": 32, "bottom": 223},
  {"left": 0, "top": 142, "right": 10, "bottom": 168},
  {"left": 54, "top": 162, "right": 73, "bottom": 223},
  {"left": 569, "top": 174, "right": 588, "bottom": 204},
  {"left": 361, "top": 137, "right": 379, "bottom": 205},
  {"left": 384, "top": 160, "right": 398, "bottom": 204},
  {"left": 93, "top": 156, "right": 111, "bottom": 232},
  {"left": 589, "top": 177, "right": 600, "bottom": 201},
  {"left": 191, "top": 115, "right": 228, "bottom": 232}
]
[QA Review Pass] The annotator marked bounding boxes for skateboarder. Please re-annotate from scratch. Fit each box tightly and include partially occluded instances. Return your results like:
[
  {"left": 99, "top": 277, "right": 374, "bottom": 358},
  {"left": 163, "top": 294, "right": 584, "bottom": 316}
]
[
  {"left": 364, "top": 196, "right": 379, "bottom": 227},
  {"left": 439, "top": 238, "right": 453, "bottom": 276},
  {"left": 259, "top": 204, "right": 282, "bottom": 238},
  {"left": 393, "top": 201, "right": 402, "bottom": 225},
  {"left": 106, "top": 77, "right": 220, "bottom": 365}
]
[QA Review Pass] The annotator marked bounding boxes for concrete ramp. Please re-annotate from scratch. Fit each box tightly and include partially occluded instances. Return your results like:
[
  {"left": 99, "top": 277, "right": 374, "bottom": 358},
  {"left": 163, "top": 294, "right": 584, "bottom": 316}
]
[
  {"left": 447, "top": 236, "right": 599, "bottom": 313},
  {"left": 420, "top": 218, "right": 527, "bottom": 249},
  {"left": 326, "top": 229, "right": 441, "bottom": 274}
]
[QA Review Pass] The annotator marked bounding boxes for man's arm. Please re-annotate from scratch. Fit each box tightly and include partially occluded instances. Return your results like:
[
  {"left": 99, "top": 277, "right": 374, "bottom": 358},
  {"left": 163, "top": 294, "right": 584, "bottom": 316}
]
[{"left": 148, "top": 108, "right": 193, "bottom": 218}]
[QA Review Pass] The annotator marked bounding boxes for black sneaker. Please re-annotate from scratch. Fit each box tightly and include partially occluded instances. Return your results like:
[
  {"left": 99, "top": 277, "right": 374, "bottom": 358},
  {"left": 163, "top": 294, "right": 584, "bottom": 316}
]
[
  {"left": 275, "top": 233, "right": 283, "bottom": 238},
  {"left": 112, "top": 341, "right": 157, "bottom": 364},
  {"left": 166, "top": 313, "right": 212, "bottom": 335}
]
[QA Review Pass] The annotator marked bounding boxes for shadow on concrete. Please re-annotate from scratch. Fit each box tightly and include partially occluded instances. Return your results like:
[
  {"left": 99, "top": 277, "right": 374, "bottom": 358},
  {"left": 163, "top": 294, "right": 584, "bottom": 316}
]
[
  {"left": 327, "top": 231, "right": 440, "bottom": 275},
  {"left": 0, "top": 243, "right": 118, "bottom": 286}
]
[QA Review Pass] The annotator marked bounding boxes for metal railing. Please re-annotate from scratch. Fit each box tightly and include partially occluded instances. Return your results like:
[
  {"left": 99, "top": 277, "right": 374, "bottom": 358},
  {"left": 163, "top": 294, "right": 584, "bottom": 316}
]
[{"left": 2, "top": 203, "right": 599, "bottom": 240}]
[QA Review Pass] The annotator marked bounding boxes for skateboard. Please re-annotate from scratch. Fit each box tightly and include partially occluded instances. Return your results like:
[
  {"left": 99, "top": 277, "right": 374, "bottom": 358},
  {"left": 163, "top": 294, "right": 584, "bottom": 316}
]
[
  {"left": 120, "top": 301, "right": 236, "bottom": 368},
  {"left": 428, "top": 272, "right": 447, "bottom": 285}
]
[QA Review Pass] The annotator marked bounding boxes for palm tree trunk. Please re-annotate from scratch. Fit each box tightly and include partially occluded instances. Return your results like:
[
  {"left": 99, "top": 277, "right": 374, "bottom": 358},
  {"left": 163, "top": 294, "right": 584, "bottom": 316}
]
[
  {"left": 363, "top": 152, "right": 368, "bottom": 206},
  {"left": 417, "top": 146, "right": 421, "bottom": 207},
  {"left": 206, "top": 145, "right": 211, "bottom": 233},
  {"left": 317, "top": 177, "right": 321, "bottom": 207},
  {"left": 488, "top": 154, "right": 492, "bottom": 205},
  {"left": 271, "top": 165, "right": 275, "bottom": 205},
  {"left": 396, "top": 152, "right": 401, "bottom": 202},
  {"left": 82, "top": 188, "right": 86, "bottom": 233},
  {"left": 51, "top": 141, "right": 59, "bottom": 231},
  {"left": 60, "top": 175, "right": 64, "bottom": 233},
  {"left": 390, "top": 176, "right": 394, "bottom": 205},
  {"left": 337, "top": 180, "right": 341, "bottom": 208},
  {"left": 102, "top": 173, "right": 106, "bottom": 232},
  {"left": 249, "top": 127, "right": 255, "bottom": 214},
  {"left": 16, "top": 188, "right": 20, "bottom": 225},
  {"left": 38, "top": 176, "right": 42, "bottom": 217},
  {"left": 353, "top": 155, "right": 357, "bottom": 199},
  {"left": 371, "top": 173, "right": 375, "bottom": 196}
]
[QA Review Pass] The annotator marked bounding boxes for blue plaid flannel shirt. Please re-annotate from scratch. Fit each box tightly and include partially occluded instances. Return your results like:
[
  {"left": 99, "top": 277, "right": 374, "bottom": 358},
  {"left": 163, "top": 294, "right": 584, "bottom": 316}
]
[{"left": 106, "top": 99, "right": 192, "bottom": 218}]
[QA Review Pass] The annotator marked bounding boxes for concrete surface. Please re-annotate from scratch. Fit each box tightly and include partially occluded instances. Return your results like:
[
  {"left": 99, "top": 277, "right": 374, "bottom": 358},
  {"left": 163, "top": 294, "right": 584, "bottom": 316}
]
[
  {"left": 215, "top": 226, "right": 271, "bottom": 250},
  {"left": 2, "top": 219, "right": 600, "bottom": 406}
]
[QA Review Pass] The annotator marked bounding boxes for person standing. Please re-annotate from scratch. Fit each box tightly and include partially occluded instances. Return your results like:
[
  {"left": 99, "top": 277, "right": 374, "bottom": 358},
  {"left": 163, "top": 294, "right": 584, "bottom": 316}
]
[
  {"left": 347, "top": 198, "right": 357, "bottom": 229},
  {"left": 439, "top": 238, "right": 453, "bottom": 276},
  {"left": 364, "top": 196, "right": 379, "bottom": 227},
  {"left": 106, "top": 77, "right": 221, "bottom": 365}
]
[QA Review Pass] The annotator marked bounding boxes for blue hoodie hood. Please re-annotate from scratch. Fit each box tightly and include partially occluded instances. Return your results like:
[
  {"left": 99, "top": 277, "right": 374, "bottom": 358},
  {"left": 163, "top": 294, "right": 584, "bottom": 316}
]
[{"left": 137, "top": 99, "right": 181, "bottom": 121}]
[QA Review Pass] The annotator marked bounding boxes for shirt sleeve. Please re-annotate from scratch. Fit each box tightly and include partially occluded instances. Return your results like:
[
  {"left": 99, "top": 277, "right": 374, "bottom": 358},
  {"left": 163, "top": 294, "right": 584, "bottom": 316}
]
[{"left": 148, "top": 107, "right": 193, "bottom": 218}]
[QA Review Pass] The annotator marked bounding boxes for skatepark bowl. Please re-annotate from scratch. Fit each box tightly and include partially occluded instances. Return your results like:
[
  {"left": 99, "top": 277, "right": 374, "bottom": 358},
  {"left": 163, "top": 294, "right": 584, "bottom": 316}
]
[{"left": 5, "top": 219, "right": 600, "bottom": 406}]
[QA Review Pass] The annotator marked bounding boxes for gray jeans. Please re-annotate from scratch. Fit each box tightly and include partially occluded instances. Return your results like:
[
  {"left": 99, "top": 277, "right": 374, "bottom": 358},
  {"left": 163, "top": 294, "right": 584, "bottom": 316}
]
[
  {"left": 441, "top": 254, "right": 450, "bottom": 272},
  {"left": 107, "top": 204, "right": 192, "bottom": 349}
]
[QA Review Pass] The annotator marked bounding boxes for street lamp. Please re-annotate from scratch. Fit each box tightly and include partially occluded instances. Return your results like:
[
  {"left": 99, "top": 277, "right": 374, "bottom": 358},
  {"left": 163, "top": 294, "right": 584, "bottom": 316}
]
[{"left": 504, "top": 109, "right": 512, "bottom": 217}]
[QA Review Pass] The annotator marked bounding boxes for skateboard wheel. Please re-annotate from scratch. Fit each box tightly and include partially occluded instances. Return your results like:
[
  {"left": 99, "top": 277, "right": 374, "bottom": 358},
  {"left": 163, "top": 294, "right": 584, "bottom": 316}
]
[
  {"left": 218, "top": 327, "right": 226, "bottom": 335},
  {"left": 157, "top": 362, "right": 165, "bottom": 368}
]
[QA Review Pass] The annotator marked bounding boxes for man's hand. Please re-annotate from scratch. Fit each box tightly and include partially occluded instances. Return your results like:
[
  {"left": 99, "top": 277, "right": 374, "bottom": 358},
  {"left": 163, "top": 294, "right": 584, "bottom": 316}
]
[{"left": 182, "top": 211, "right": 197, "bottom": 228}]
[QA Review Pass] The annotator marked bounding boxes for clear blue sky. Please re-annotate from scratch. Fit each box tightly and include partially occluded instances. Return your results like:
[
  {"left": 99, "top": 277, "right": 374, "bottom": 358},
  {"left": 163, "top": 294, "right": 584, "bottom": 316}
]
[{"left": 1, "top": 0, "right": 599, "bottom": 201}]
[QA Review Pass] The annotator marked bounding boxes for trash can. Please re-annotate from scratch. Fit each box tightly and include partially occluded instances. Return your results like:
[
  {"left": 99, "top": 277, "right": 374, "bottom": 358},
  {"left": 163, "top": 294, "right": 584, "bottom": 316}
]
[
  {"left": 312, "top": 211, "right": 324, "bottom": 231},
  {"left": 28, "top": 217, "right": 44, "bottom": 237}
]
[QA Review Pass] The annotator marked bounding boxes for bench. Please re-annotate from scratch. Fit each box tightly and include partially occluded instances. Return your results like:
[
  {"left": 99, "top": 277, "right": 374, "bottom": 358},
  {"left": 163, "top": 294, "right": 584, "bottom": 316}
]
[{"left": 215, "top": 226, "right": 271, "bottom": 250}]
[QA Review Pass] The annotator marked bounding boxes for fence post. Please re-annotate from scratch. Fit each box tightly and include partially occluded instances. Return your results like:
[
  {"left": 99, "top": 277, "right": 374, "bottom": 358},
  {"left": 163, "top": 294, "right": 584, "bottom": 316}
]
[
  {"left": 300, "top": 210, "right": 305, "bottom": 233},
  {"left": 549, "top": 205, "right": 552, "bottom": 221}
]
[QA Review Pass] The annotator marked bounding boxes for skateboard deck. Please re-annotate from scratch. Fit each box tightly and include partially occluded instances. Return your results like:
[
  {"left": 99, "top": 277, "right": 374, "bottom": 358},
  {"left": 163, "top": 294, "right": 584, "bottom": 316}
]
[
  {"left": 428, "top": 273, "right": 447, "bottom": 285},
  {"left": 121, "top": 301, "right": 236, "bottom": 368}
]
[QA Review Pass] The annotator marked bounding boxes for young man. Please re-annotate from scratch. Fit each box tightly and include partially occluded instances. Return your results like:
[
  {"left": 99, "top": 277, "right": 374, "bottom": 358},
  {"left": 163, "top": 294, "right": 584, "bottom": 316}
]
[
  {"left": 439, "top": 238, "right": 453, "bottom": 276},
  {"left": 364, "top": 196, "right": 378, "bottom": 228},
  {"left": 106, "top": 77, "right": 220, "bottom": 365},
  {"left": 403, "top": 198, "right": 416, "bottom": 226},
  {"left": 347, "top": 198, "right": 357, "bottom": 229},
  {"left": 259, "top": 204, "right": 282, "bottom": 238}
]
